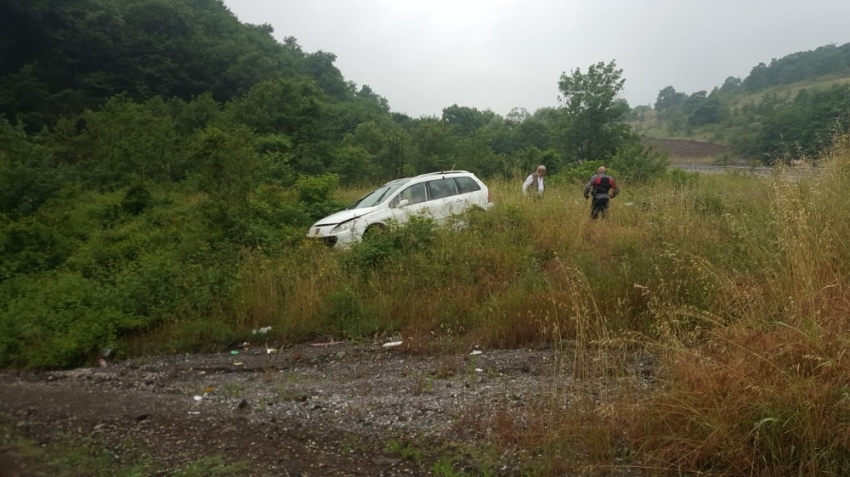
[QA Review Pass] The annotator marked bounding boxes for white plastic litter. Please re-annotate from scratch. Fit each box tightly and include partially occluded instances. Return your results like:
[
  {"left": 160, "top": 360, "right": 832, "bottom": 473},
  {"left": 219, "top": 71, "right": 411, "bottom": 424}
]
[
  {"left": 475, "top": 368, "right": 483, "bottom": 373},
  {"left": 469, "top": 350, "right": 482, "bottom": 355},
  {"left": 193, "top": 395, "right": 203, "bottom": 402},
  {"left": 382, "top": 341, "right": 403, "bottom": 348}
]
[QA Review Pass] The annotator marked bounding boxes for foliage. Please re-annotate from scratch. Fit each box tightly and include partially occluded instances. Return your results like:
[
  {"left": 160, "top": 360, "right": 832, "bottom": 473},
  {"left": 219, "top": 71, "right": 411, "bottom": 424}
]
[
  {"left": 0, "top": 0, "right": 309, "bottom": 128},
  {"left": 641, "top": 42, "right": 850, "bottom": 162},
  {"left": 742, "top": 42, "right": 850, "bottom": 92},
  {"left": 5, "top": 5, "right": 850, "bottom": 474},
  {"left": 343, "top": 215, "right": 437, "bottom": 274},
  {"left": 0, "top": 118, "right": 61, "bottom": 217},
  {"left": 557, "top": 60, "right": 636, "bottom": 163},
  {"left": 609, "top": 142, "right": 670, "bottom": 183}
]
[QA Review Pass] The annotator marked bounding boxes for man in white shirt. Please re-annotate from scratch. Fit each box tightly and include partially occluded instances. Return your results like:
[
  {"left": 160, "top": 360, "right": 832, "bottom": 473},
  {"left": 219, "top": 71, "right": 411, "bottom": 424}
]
[{"left": 522, "top": 165, "right": 546, "bottom": 200}]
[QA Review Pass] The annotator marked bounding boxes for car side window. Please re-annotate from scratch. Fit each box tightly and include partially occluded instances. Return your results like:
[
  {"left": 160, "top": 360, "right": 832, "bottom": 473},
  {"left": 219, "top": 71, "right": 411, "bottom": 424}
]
[
  {"left": 454, "top": 177, "right": 481, "bottom": 194},
  {"left": 390, "top": 182, "right": 428, "bottom": 207},
  {"left": 427, "top": 178, "right": 458, "bottom": 201}
]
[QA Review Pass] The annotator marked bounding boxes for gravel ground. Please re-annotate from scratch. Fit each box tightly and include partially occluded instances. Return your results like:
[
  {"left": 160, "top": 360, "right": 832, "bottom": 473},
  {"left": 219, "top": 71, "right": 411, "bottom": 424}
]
[{"left": 0, "top": 340, "right": 654, "bottom": 476}]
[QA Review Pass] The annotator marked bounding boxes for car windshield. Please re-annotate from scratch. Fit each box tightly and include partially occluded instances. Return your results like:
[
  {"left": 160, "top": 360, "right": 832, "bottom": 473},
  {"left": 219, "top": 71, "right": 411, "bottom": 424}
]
[{"left": 347, "top": 182, "right": 406, "bottom": 209}]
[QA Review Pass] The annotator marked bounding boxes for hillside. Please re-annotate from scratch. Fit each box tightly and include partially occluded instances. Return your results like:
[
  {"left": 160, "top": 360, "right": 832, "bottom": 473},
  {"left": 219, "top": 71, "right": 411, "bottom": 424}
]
[
  {"left": 633, "top": 74, "right": 850, "bottom": 141},
  {"left": 629, "top": 43, "right": 850, "bottom": 163}
]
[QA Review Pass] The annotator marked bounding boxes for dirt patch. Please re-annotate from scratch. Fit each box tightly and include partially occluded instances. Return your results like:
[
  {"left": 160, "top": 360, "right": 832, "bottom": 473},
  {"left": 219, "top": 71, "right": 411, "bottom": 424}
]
[
  {"left": 643, "top": 138, "right": 731, "bottom": 160},
  {"left": 0, "top": 342, "right": 653, "bottom": 476}
]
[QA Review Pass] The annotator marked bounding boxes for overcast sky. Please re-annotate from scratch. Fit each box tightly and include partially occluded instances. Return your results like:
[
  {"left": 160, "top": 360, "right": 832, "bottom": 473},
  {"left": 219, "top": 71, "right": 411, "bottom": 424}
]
[{"left": 223, "top": 0, "right": 850, "bottom": 118}]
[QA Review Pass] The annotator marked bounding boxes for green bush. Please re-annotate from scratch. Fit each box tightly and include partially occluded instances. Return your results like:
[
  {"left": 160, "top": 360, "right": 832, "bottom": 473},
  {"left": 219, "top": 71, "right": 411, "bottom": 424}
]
[
  {"left": 326, "top": 288, "right": 385, "bottom": 337},
  {"left": 0, "top": 119, "right": 62, "bottom": 217},
  {"left": 121, "top": 183, "right": 153, "bottom": 215},
  {"left": 610, "top": 142, "right": 670, "bottom": 183},
  {"left": 0, "top": 273, "right": 138, "bottom": 368},
  {"left": 668, "top": 168, "right": 699, "bottom": 188},
  {"left": 343, "top": 215, "right": 436, "bottom": 274}
]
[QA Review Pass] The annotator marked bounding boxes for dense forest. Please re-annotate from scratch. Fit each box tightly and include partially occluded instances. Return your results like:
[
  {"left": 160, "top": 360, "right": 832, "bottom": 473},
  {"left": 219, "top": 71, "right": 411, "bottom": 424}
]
[
  {"left": 642, "top": 43, "right": 850, "bottom": 161},
  {"left": 0, "top": 0, "right": 667, "bottom": 368}
]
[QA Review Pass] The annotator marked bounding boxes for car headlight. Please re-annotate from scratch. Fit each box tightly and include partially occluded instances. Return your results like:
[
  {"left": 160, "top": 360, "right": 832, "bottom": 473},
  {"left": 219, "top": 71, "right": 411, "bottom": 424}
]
[{"left": 331, "top": 220, "right": 356, "bottom": 233}]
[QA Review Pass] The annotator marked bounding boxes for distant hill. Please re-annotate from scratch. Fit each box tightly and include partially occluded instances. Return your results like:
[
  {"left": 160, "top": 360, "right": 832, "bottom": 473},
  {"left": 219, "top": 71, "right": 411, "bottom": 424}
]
[
  {"left": 0, "top": 0, "right": 353, "bottom": 131},
  {"left": 630, "top": 43, "right": 850, "bottom": 163}
]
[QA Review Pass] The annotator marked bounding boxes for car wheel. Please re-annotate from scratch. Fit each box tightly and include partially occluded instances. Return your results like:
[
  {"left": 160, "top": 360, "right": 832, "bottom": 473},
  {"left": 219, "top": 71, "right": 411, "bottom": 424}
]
[{"left": 363, "top": 224, "right": 386, "bottom": 240}]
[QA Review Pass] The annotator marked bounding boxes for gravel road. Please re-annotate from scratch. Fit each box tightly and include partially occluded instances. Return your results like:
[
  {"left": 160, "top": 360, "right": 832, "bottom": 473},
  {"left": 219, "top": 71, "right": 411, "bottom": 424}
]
[{"left": 0, "top": 340, "right": 653, "bottom": 476}]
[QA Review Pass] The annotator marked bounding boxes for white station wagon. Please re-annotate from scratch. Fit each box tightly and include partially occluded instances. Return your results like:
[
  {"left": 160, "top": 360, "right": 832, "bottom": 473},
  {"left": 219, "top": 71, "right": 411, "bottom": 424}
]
[{"left": 307, "top": 171, "right": 493, "bottom": 248}]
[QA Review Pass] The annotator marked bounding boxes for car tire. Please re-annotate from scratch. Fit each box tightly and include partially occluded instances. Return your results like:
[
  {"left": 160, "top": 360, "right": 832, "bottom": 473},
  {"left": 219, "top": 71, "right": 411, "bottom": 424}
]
[{"left": 363, "top": 223, "right": 386, "bottom": 240}]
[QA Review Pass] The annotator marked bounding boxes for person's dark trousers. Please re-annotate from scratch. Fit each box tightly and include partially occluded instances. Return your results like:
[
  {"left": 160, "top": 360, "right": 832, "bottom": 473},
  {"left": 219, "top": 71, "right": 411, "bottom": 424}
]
[{"left": 591, "top": 197, "right": 609, "bottom": 219}]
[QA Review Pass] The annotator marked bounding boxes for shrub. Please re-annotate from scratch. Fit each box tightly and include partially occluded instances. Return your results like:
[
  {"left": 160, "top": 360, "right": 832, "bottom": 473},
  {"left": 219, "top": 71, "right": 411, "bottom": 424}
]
[
  {"left": 121, "top": 183, "right": 153, "bottom": 215},
  {"left": 610, "top": 142, "right": 670, "bottom": 183},
  {"left": 343, "top": 215, "right": 436, "bottom": 274}
]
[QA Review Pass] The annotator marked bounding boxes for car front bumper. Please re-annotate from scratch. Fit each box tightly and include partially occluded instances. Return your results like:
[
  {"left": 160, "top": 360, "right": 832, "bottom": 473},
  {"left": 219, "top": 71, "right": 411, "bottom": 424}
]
[{"left": 306, "top": 225, "right": 359, "bottom": 249}]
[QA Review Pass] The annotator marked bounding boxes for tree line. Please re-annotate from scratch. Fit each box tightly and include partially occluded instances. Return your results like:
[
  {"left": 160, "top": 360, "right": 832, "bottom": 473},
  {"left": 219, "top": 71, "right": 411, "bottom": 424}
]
[{"left": 647, "top": 43, "right": 850, "bottom": 161}]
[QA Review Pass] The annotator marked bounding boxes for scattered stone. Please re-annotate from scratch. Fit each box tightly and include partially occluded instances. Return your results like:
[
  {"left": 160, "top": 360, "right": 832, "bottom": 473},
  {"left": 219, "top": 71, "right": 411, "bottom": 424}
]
[{"left": 373, "top": 457, "right": 401, "bottom": 466}]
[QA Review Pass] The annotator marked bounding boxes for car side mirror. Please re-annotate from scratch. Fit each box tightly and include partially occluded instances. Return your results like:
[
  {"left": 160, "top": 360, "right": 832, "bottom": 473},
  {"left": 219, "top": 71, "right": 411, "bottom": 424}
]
[{"left": 396, "top": 199, "right": 409, "bottom": 208}]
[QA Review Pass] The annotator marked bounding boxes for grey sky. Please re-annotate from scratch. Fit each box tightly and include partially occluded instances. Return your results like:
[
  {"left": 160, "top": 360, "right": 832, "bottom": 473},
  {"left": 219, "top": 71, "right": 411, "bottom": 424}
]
[{"left": 223, "top": 0, "right": 850, "bottom": 118}]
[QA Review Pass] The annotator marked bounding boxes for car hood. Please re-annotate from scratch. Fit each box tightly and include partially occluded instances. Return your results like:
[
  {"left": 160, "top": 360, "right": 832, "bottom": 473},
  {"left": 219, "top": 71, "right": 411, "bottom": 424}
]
[{"left": 313, "top": 207, "right": 380, "bottom": 226}]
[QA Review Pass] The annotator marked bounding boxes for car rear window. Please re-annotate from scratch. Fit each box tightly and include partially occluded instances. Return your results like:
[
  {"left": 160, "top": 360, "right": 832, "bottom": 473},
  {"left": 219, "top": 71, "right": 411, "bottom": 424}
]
[
  {"left": 427, "top": 178, "right": 458, "bottom": 200},
  {"left": 454, "top": 176, "right": 481, "bottom": 194}
]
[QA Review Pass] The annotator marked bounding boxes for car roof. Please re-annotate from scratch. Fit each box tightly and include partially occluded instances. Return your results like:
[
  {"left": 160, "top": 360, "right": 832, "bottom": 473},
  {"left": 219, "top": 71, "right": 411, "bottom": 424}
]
[{"left": 384, "top": 170, "right": 476, "bottom": 186}]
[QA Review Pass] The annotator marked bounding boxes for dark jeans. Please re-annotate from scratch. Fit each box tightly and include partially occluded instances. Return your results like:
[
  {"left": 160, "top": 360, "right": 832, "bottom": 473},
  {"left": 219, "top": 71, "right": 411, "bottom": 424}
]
[{"left": 591, "top": 197, "right": 610, "bottom": 219}]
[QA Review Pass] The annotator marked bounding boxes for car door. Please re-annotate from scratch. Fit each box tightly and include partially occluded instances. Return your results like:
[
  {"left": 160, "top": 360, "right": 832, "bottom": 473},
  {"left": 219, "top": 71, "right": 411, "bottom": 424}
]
[
  {"left": 425, "top": 177, "right": 459, "bottom": 224},
  {"left": 388, "top": 182, "right": 431, "bottom": 224},
  {"left": 452, "top": 176, "right": 484, "bottom": 212}
]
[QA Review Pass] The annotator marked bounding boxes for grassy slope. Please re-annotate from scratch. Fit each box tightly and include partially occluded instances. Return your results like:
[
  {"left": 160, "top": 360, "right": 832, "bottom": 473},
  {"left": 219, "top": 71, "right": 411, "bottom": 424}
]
[
  {"left": 5, "top": 138, "right": 850, "bottom": 475},
  {"left": 211, "top": 139, "right": 850, "bottom": 475},
  {"left": 630, "top": 74, "right": 850, "bottom": 159}
]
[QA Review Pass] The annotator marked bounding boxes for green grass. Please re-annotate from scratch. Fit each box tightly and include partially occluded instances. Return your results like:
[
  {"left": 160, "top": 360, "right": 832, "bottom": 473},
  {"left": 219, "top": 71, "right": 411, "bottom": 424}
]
[
  {"left": 221, "top": 137, "right": 850, "bottom": 476},
  {"left": 0, "top": 426, "right": 246, "bottom": 476}
]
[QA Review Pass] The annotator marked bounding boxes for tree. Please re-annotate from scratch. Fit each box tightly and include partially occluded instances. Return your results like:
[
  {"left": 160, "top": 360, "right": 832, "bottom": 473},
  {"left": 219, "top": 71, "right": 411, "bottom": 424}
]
[
  {"left": 412, "top": 119, "right": 457, "bottom": 173},
  {"left": 557, "top": 60, "right": 634, "bottom": 163},
  {"left": 654, "top": 86, "right": 687, "bottom": 113},
  {"left": 0, "top": 118, "right": 61, "bottom": 217},
  {"left": 223, "top": 77, "right": 326, "bottom": 138},
  {"left": 689, "top": 96, "right": 724, "bottom": 126},
  {"left": 441, "top": 104, "right": 496, "bottom": 137},
  {"left": 720, "top": 76, "right": 742, "bottom": 93}
]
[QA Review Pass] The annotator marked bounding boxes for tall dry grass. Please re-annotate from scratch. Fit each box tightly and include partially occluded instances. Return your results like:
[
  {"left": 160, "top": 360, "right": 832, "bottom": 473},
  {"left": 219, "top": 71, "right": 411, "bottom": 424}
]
[
  {"left": 230, "top": 139, "right": 850, "bottom": 474},
  {"left": 619, "top": 139, "right": 850, "bottom": 476}
]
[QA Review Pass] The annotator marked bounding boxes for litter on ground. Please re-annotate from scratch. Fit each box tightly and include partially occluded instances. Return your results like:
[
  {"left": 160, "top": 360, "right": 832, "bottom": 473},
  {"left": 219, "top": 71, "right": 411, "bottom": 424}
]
[{"left": 310, "top": 340, "right": 344, "bottom": 348}]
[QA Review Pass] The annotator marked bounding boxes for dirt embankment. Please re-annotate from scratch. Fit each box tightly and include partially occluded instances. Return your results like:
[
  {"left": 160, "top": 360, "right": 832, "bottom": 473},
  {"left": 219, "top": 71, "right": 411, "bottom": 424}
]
[{"left": 643, "top": 138, "right": 731, "bottom": 160}]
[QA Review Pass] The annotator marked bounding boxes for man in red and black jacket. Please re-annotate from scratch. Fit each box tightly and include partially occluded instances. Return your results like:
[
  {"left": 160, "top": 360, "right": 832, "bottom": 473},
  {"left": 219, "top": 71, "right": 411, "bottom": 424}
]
[{"left": 583, "top": 166, "right": 619, "bottom": 219}]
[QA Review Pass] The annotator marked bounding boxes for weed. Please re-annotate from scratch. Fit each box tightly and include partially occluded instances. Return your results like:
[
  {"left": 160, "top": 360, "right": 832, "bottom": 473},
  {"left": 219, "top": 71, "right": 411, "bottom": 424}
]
[
  {"left": 386, "top": 439, "right": 425, "bottom": 464},
  {"left": 172, "top": 456, "right": 248, "bottom": 477},
  {"left": 221, "top": 382, "right": 244, "bottom": 400}
]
